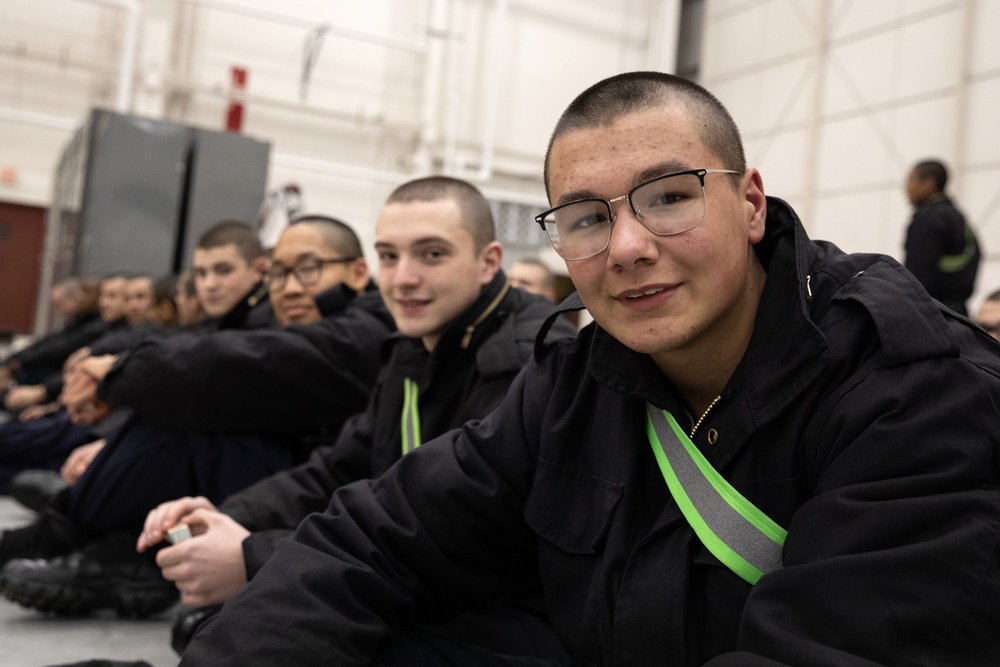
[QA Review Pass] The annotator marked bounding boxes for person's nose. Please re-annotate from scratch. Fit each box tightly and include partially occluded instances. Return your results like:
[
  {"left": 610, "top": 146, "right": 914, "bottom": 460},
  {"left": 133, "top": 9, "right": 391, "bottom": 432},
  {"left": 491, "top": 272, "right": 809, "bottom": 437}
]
[
  {"left": 282, "top": 270, "right": 306, "bottom": 295},
  {"left": 605, "top": 203, "right": 659, "bottom": 268},
  {"left": 391, "top": 255, "right": 421, "bottom": 289}
]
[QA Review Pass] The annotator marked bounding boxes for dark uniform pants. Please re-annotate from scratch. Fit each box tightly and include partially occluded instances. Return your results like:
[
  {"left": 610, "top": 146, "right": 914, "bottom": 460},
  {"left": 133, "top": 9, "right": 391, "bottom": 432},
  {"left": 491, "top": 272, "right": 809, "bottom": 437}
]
[{"left": 63, "top": 414, "right": 296, "bottom": 536}]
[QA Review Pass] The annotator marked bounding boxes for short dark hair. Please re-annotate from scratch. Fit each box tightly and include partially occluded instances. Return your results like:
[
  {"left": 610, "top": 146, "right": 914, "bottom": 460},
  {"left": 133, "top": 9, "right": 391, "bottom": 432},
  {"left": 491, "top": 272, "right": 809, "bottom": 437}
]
[
  {"left": 913, "top": 160, "right": 948, "bottom": 193},
  {"left": 289, "top": 214, "right": 364, "bottom": 259},
  {"left": 153, "top": 274, "right": 178, "bottom": 305},
  {"left": 385, "top": 176, "right": 496, "bottom": 253},
  {"left": 543, "top": 71, "right": 746, "bottom": 195},
  {"left": 196, "top": 220, "right": 264, "bottom": 264}
]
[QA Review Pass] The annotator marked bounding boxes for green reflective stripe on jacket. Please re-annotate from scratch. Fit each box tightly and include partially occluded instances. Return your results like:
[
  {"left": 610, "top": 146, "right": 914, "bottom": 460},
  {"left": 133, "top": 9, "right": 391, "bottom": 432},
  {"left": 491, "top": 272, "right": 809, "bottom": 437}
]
[
  {"left": 937, "top": 223, "right": 978, "bottom": 273},
  {"left": 401, "top": 378, "right": 421, "bottom": 454},
  {"left": 645, "top": 405, "right": 786, "bottom": 585}
]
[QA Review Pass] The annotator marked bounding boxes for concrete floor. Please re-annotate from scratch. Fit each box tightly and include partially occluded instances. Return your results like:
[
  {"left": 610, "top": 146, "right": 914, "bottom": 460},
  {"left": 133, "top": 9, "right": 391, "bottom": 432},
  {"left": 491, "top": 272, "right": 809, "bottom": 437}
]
[{"left": 0, "top": 496, "right": 180, "bottom": 667}]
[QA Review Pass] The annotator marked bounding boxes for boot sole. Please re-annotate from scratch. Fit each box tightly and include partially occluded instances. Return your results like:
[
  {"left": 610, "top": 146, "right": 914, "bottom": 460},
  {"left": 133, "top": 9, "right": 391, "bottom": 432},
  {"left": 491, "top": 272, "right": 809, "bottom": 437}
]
[{"left": 1, "top": 574, "right": 177, "bottom": 618}]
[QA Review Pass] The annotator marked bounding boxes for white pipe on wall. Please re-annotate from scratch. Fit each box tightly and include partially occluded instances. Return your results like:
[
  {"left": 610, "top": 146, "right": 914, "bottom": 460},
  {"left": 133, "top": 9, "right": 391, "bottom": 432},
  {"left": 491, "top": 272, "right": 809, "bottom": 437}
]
[
  {"left": 81, "top": 0, "right": 141, "bottom": 111},
  {"left": 470, "top": 0, "right": 508, "bottom": 182},
  {"left": 186, "top": 0, "right": 427, "bottom": 53},
  {"left": 0, "top": 108, "right": 77, "bottom": 132},
  {"left": 412, "top": 0, "right": 450, "bottom": 175}
]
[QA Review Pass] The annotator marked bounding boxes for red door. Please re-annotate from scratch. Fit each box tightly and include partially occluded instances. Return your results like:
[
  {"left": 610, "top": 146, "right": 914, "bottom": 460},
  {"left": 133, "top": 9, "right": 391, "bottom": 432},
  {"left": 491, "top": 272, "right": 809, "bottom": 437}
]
[{"left": 0, "top": 202, "right": 46, "bottom": 334}]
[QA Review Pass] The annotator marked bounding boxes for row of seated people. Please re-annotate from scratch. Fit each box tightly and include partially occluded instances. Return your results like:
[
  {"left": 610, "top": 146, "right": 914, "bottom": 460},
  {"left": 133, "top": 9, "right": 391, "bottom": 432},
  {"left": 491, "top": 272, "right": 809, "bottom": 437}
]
[{"left": 0, "top": 176, "right": 579, "bottom": 665}]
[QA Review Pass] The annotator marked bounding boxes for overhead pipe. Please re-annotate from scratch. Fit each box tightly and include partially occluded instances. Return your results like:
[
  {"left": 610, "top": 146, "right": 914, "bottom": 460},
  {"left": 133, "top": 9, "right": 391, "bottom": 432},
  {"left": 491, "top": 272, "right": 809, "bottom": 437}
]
[{"left": 185, "top": 0, "right": 426, "bottom": 54}]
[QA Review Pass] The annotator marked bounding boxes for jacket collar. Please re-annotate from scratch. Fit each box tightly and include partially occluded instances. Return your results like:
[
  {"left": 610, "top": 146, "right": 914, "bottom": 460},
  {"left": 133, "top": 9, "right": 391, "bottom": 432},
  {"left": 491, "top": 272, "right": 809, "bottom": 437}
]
[
  {"left": 430, "top": 270, "right": 512, "bottom": 354},
  {"left": 215, "top": 280, "right": 270, "bottom": 330}
]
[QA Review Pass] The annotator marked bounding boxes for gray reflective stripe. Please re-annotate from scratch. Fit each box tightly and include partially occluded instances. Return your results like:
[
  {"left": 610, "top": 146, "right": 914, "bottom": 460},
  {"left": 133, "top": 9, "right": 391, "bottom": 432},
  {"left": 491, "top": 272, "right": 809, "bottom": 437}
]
[
  {"left": 401, "top": 378, "right": 421, "bottom": 455},
  {"left": 645, "top": 404, "right": 785, "bottom": 585}
]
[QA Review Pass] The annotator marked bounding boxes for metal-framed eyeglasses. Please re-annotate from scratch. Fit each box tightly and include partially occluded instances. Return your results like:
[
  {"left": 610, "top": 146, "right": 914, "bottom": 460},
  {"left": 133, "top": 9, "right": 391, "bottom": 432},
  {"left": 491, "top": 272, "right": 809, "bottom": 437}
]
[
  {"left": 535, "top": 168, "right": 741, "bottom": 260},
  {"left": 266, "top": 256, "right": 358, "bottom": 290}
]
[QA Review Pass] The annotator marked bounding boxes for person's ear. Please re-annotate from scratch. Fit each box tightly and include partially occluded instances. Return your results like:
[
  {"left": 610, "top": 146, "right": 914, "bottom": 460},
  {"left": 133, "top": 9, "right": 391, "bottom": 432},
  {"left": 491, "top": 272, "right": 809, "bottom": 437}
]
[
  {"left": 742, "top": 169, "right": 767, "bottom": 245},
  {"left": 345, "top": 258, "right": 371, "bottom": 293},
  {"left": 253, "top": 255, "right": 271, "bottom": 276},
  {"left": 478, "top": 241, "right": 504, "bottom": 285}
]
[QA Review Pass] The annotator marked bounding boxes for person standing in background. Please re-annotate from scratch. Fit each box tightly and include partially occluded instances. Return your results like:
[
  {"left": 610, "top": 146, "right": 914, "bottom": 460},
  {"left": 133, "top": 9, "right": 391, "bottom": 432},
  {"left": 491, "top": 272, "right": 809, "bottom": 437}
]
[{"left": 903, "top": 159, "right": 980, "bottom": 315}]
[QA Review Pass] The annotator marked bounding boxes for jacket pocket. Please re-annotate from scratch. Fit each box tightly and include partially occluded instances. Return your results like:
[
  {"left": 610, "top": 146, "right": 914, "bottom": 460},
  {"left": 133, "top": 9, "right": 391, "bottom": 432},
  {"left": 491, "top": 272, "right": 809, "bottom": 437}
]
[{"left": 525, "top": 457, "right": 623, "bottom": 554}]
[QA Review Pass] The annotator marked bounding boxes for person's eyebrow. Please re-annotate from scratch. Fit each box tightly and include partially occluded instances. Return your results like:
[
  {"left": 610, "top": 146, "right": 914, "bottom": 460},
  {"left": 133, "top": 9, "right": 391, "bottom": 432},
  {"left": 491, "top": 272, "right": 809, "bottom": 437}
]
[
  {"left": 375, "top": 236, "right": 454, "bottom": 249},
  {"left": 553, "top": 160, "right": 694, "bottom": 207}
]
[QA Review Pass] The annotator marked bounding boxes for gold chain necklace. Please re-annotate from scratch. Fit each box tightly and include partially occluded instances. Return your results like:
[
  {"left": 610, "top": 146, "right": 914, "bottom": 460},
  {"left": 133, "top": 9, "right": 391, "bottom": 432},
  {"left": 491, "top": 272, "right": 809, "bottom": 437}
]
[{"left": 689, "top": 395, "right": 721, "bottom": 438}]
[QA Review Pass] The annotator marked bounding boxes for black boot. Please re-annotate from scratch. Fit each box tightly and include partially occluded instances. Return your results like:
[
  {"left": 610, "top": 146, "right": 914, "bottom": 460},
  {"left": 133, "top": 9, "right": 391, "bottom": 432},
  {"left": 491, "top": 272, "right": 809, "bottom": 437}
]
[
  {"left": 0, "top": 507, "right": 83, "bottom": 568},
  {"left": 0, "top": 531, "right": 178, "bottom": 618},
  {"left": 171, "top": 604, "right": 223, "bottom": 655},
  {"left": 10, "top": 469, "right": 70, "bottom": 513}
]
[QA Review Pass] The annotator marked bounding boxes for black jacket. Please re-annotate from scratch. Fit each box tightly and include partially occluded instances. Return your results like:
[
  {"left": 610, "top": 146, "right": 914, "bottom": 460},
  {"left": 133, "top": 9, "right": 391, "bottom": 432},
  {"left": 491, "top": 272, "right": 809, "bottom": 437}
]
[
  {"left": 1, "top": 310, "right": 105, "bottom": 376},
  {"left": 97, "top": 283, "right": 395, "bottom": 438},
  {"left": 220, "top": 271, "right": 578, "bottom": 574},
  {"left": 183, "top": 199, "right": 1000, "bottom": 666},
  {"left": 903, "top": 194, "right": 980, "bottom": 314}
]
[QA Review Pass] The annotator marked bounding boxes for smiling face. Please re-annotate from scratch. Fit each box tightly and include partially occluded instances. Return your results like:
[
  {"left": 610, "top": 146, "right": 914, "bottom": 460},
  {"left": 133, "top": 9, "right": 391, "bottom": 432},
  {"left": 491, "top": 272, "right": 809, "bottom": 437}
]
[
  {"left": 547, "top": 105, "right": 767, "bottom": 376},
  {"left": 192, "top": 244, "right": 261, "bottom": 318},
  {"left": 269, "top": 223, "right": 368, "bottom": 326},
  {"left": 375, "top": 199, "right": 501, "bottom": 351}
]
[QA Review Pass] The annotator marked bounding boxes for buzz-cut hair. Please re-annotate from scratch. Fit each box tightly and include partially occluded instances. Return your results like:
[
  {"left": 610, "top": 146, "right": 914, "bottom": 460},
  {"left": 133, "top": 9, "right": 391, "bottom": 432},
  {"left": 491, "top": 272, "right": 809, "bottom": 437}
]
[
  {"left": 288, "top": 214, "right": 364, "bottom": 260},
  {"left": 913, "top": 160, "right": 949, "bottom": 193},
  {"left": 196, "top": 220, "right": 264, "bottom": 264},
  {"left": 385, "top": 176, "right": 496, "bottom": 253},
  {"left": 543, "top": 71, "right": 747, "bottom": 195}
]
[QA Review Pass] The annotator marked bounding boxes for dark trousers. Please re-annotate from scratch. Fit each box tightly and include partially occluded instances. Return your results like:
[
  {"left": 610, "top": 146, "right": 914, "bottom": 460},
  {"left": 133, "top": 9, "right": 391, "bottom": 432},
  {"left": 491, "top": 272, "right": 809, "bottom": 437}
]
[
  {"left": 64, "top": 414, "right": 296, "bottom": 536},
  {"left": 0, "top": 408, "right": 96, "bottom": 493}
]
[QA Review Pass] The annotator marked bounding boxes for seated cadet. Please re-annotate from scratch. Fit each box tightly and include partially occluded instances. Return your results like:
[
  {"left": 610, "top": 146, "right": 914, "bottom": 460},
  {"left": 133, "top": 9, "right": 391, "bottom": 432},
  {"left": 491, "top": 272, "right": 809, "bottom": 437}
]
[
  {"left": 0, "top": 215, "right": 394, "bottom": 618},
  {"left": 1, "top": 274, "right": 128, "bottom": 415},
  {"left": 3, "top": 273, "right": 160, "bottom": 415},
  {"left": 181, "top": 72, "right": 1000, "bottom": 666},
  {"left": 0, "top": 276, "right": 105, "bottom": 396},
  {"left": 0, "top": 221, "right": 272, "bottom": 495},
  {"left": 0, "top": 276, "right": 132, "bottom": 492},
  {"left": 135, "top": 176, "right": 577, "bottom": 657},
  {"left": 4, "top": 273, "right": 183, "bottom": 507}
]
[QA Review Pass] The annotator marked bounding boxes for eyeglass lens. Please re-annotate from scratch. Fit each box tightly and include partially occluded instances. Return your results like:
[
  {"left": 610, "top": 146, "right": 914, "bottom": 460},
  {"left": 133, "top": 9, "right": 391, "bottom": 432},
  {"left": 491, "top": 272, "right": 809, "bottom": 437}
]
[
  {"left": 267, "top": 260, "right": 322, "bottom": 288},
  {"left": 540, "top": 172, "right": 707, "bottom": 260}
]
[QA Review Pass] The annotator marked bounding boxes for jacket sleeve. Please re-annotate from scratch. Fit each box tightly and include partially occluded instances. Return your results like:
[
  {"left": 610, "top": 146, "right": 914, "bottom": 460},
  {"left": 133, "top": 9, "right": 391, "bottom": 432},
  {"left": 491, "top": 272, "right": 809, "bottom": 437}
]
[
  {"left": 5, "top": 318, "right": 106, "bottom": 370},
  {"left": 712, "top": 354, "right": 1000, "bottom": 666},
  {"left": 180, "top": 363, "right": 546, "bottom": 667},
  {"left": 97, "top": 310, "right": 388, "bottom": 433},
  {"left": 220, "top": 402, "right": 379, "bottom": 531},
  {"left": 903, "top": 210, "right": 944, "bottom": 295}
]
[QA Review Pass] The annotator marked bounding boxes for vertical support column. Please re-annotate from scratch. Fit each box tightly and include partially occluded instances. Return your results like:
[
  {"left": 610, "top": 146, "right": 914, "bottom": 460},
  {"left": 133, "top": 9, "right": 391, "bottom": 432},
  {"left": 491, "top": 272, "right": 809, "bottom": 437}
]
[
  {"left": 953, "top": 0, "right": 975, "bottom": 198},
  {"left": 801, "top": 0, "right": 831, "bottom": 233},
  {"left": 646, "top": 0, "right": 682, "bottom": 73}
]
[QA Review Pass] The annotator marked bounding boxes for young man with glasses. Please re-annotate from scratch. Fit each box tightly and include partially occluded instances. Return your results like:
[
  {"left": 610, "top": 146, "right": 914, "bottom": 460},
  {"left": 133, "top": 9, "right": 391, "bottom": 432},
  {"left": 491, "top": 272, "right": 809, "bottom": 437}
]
[
  {"left": 183, "top": 72, "right": 1000, "bottom": 666},
  {"left": 0, "top": 216, "right": 395, "bottom": 617}
]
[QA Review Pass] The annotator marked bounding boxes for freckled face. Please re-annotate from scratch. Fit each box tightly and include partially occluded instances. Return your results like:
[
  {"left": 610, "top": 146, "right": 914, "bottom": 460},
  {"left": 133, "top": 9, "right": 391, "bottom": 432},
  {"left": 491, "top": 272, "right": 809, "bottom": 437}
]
[{"left": 547, "top": 106, "right": 766, "bottom": 369}]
